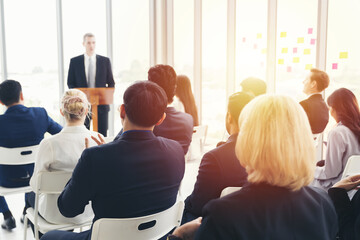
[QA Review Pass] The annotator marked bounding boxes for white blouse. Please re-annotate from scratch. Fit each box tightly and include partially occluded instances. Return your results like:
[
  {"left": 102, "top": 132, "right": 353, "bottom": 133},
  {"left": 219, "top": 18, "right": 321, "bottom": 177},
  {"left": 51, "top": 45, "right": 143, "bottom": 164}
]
[{"left": 30, "top": 125, "right": 100, "bottom": 224}]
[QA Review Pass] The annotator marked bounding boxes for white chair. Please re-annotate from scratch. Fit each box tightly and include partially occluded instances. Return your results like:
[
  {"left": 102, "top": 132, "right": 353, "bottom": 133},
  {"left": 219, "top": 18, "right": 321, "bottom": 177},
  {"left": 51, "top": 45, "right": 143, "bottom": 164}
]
[
  {"left": 23, "top": 171, "right": 92, "bottom": 240},
  {"left": 0, "top": 145, "right": 39, "bottom": 196},
  {"left": 220, "top": 187, "right": 242, "bottom": 198},
  {"left": 90, "top": 201, "right": 184, "bottom": 240},
  {"left": 186, "top": 125, "right": 208, "bottom": 161},
  {"left": 342, "top": 155, "right": 360, "bottom": 179}
]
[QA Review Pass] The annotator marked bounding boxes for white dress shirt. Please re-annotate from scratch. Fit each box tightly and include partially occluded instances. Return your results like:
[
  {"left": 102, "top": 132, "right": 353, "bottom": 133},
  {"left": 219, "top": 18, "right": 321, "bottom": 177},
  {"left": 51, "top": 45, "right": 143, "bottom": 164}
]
[
  {"left": 30, "top": 125, "right": 100, "bottom": 224},
  {"left": 313, "top": 122, "right": 360, "bottom": 190},
  {"left": 84, "top": 53, "right": 96, "bottom": 84}
]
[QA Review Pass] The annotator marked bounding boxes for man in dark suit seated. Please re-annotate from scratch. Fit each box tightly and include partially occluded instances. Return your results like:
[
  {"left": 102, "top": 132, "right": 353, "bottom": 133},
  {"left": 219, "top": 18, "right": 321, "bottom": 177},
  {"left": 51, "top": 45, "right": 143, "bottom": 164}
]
[
  {"left": 0, "top": 80, "right": 62, "bottom": 230},
  {"left": 300, "top": 68, "right": 330, "bottom": 134},
  {"left": 182, "top": 92, "right": 253, "bottom": 223},
  {"left": 41, "top": 81, "right": 185, "bottom": 240}
]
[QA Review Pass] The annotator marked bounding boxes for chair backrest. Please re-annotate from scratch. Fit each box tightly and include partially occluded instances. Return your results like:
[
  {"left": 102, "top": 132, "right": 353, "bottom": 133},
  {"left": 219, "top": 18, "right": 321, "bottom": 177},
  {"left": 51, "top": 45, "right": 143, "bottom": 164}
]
[
  {"left": 36, "top": 171, "right": 72, "bottom": 194},
  {"left": 342, "top": 155, "right": 360, "bottom": 179},
  {"left": 0, "top": 145, "right": 39, "bottom": 165},
  {"left": 220, "top": 187, "right": 242, "bottom": 198},
  {"left": 91, "top": 201, "right": 184, "bottom": 240}
]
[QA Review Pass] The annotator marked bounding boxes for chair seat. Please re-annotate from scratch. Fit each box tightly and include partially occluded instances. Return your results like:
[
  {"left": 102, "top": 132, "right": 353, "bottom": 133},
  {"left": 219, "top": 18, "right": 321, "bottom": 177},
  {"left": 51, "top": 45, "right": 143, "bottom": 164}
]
[
  {"left": 0, "top": 186, "right": 32, "bottom": 196},
  {"left": 25, "top": 208, "right": 92, "bottom": 233}
]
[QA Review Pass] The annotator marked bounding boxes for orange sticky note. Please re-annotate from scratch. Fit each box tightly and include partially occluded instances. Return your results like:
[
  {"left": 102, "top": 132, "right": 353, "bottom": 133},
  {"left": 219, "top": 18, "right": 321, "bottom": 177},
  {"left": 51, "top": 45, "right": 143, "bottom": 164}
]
[
  {"left": 304, "top": 49, "right": 311, "bottom": 55},
  {"left": 257, "top": 33, "right": 262, "bottom": 39},
  {"left": 339, "top": 52, "right": 348, "bottom": 59},
  {"left": 293, "top": 57, "right": 300, "bottom": 63},
  {"left": 281, "top": 48, "right": 288, "bottom": 53},
  {"left": 305, "top": 64, "right": 312, "bottom": 70},
  {"left": 278, "top": 59, "right": 284, "bottom": 64},
  {"left": 297, "top": 37, "right": 304, "bottom": 43},
  {"left": 280, "top": 32, "right": 287, "bottom": 38}
]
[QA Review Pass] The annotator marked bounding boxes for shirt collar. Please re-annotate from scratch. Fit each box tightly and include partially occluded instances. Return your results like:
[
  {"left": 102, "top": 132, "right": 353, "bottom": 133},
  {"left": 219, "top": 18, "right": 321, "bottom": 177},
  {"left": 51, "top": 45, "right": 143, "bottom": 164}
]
[{"left": 84, "top": 53, "right": 96, "bottom": 60}]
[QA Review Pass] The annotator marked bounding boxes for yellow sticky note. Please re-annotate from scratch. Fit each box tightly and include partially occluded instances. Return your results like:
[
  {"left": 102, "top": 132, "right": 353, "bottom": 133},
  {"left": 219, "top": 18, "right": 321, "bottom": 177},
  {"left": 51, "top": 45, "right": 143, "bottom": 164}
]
[
  {"left": 278, "top": 59, "right": 284, "bottom": 64},
  {"left": 280, "top": 32, "right": 287, "bottom": 38},
  {"left": 257, "top": 33, "right": 262, "bottom": 39},
  {"left": 305, "top": 64, "right": 313, "bottom": 70},
  {"left": 339, "top": 52, "right": 348, "bottom": 59},
  {"left": 281, "top": 48, "right": 288, "bottom": 53},
  {"left": 293, "top": 57, "right": 300, "bottom": 63},
  {"left": 261, "top": 48, "right": 267, "bottom": 54},
  {"left": 297, "top": 37, "right": 304, "bottom": 43},
  {"left": 304, "top": 49, "right": 311, "bottom": 55}
]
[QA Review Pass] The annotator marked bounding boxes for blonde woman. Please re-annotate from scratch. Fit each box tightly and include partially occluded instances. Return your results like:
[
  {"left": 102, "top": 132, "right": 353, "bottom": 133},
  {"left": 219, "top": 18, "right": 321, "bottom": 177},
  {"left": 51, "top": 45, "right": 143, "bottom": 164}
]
[
  {"left": 169, "top": 95, "right": 338, "bottom": 240},
  {"left": 29, "top": 89, "right": 100, "bottom": 225}
]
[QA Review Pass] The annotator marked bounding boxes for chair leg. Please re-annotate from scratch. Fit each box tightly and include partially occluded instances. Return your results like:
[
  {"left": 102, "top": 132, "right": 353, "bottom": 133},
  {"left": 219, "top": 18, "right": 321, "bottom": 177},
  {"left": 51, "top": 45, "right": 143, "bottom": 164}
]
[
  {"left": 35, "top": 220, "right": 39, "bottom": 240},
  {"left": 23, "top": 216, "right": 28, "bottom": 240}
]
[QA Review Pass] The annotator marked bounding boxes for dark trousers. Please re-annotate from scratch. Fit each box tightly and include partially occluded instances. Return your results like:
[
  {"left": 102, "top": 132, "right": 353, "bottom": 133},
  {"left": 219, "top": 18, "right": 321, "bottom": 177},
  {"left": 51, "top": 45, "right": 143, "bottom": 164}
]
[{"left": 84, "top": 105, "right": 109, "bottom": 137}]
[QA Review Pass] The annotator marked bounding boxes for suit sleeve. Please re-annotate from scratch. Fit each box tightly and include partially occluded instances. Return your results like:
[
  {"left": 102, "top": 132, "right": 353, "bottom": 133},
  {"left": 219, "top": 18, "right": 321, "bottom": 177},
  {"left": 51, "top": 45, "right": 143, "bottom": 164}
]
[
  {"left": 67, "top": 59, "right": 76, "bottom": 89},
  {"left": 106, "top": 58, "right": 115, "bottom": 87},
  {"left": 46, "top": 115, "right": 62, "bottom": 135},
  {"left": 58, "top": 149, "right": 94, "bottom": 218}
]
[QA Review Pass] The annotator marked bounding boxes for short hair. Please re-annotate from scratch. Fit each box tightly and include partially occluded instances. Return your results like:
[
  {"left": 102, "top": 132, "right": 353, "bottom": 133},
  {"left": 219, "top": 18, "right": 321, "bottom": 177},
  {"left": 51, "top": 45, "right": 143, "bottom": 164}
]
[
  {"left": 61, "top": 89, "right": 90, "bottom": 121},
  {"left": 123, "top": 81, "right": 167, "bottom": 127},
  {"left": 83, "top": 33, "right": 95, "bottom": 42},
  {"left": 236, "top": 95, "right": 315, "bottom": 191},
  {"left": 310, "top": 68, "right": 329, "bottom": 92},
  {"left": 240, "top": 77, "right": 267, "bottom": 96},
  {"left": 148, "top": 64, "right": 177, "bottom": 103},
  {"left": 228, "top": 92, "right": 254, "bottom": 124},
  {"left": 0, "top": 80, "right": 22, "bottom": 106}
]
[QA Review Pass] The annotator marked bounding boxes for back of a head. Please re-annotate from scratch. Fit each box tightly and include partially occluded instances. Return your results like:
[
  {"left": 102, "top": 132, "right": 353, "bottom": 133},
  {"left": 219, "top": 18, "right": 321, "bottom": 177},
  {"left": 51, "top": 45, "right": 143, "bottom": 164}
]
[
  {"left": 124, "top": 81, "right": 168, "bottom": 127},
  {"left": 61, "top": 89, "right": 90, "bottom": 122},
  {"left": 176, "top": 75, "right": 199, "bottom": 126},
  {"left": 310, "top": 68, "right": 329, "bottom": 92},
  {"left": 240, "top": 77, "right": 267, "bottom": 96},
  {"left": 148, "top": 64, "right": 177, "bottom": 104},
  {"left": 228, "top": 91, "right": 254, "bottom": 124},
  {"left": 0, "top": 80, "right": 22, "bottom": 106},
  {"left": 236, "top": 95, "right": 315, "bottom": 191}
]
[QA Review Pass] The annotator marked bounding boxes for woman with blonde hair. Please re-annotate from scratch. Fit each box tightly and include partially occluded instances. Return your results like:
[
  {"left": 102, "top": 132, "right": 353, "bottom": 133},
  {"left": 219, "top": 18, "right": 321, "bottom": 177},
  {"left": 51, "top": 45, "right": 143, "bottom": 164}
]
[
  {"left": 169, "top": 95, "right": 338, "bottom": 240},
  {"left": 28, "top": 89, "right": 100, "bottom": 228}
]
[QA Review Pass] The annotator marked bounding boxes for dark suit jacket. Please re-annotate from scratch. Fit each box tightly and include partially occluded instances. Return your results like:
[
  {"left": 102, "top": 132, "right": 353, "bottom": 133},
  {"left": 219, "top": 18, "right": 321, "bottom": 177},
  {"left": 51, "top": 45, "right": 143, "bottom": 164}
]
[
  {"left": 300, "top": 94, "right": 329, "bottom": 134},
  {"left": 183, "top": 134, "right": 247, "bottom": 221},
  {"left": 153, "top": 107, "right": 193, "bottom": 154},
  {"left": 328, "top": 188, "right": 360, "bottom": 240},
  {"left": 57, "top": 130, "right": 185, "bottom": 240},
  {"left": 194, "top": 183, "right": 338, "bottom": 240},
  {"left": 0, "top": 105, "right": 62, "bottom": 187}
]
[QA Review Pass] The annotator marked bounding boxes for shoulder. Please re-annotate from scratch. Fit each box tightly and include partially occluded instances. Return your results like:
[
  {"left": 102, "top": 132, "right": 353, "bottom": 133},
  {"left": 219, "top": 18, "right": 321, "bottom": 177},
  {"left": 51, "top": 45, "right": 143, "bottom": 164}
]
[
  {"left": 70, "top": 55, "right": 84, "bottom": 62},
  {"left": 28, "top": 107, "right": 48, "bottom": 115},
  {"left": 329, "top": 124, "right": 351, "bottom": 138},
  {"left": 156, "top": 136, "right": 184, "bottom": 153},
  {"left": 96, "top": 55, "right": 110, "bottom": 61}
]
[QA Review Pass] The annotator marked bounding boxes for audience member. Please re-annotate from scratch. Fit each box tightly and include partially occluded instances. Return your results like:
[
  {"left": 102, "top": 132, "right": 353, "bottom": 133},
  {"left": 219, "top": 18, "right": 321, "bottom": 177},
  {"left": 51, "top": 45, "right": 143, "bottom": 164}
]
[
  {"left": 28, "top": 89, "right": 98, "bottom": 229},
  {"left": 41, "top": 81, "right": 185, "bottom": 240},
  {"left": 328, "top": 174, "right": 360, "bottom": 240},
  {"left": 313, "top": 88, "right": 360, "bottom": 190},
  {"left": 182, "top": 92, "right": 253, "bottom": 223},
  {"left": 175, "top": 75, "right": 199, "bottom": 126},
  {"left": 169, "top": 95, "right": 338, "bottom": 240},
  {"left": 240, "top": 77, "right": 266, "bottom": 96},
  {"left": 300, "top": 68, "right": 330, "bottom": 134},
  {"left": 0, "top": 80, "right": 62, "bottom": 231}
]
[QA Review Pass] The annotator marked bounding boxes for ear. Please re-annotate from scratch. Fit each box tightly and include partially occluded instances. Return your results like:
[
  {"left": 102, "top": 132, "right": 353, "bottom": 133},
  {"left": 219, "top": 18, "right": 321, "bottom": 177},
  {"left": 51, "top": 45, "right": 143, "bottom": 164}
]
[
  {"left": 120, "top": 104, "right": 126, "bottom": 120},
  {"left": 310, "top": 80, "right": 317, "bottom": 89},
  {"left": 155, "top": 113, "right": 166, "bottom": 126},
  {"left": 60, "top": 109, "right": 64, "bottom": 117},
  {"left": 20, "top": 92, "right": 24, "bottom": 101}
]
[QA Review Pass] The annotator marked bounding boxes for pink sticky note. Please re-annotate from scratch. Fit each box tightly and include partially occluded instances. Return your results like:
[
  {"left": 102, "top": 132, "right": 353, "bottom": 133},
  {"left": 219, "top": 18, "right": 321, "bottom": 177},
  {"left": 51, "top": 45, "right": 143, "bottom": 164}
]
[
  {"left": 254, "top": 44, "right": 258, "bottom": 49},
  {"left": 242, "top": 37, "right": 246, "bottom": 43},
  {"left": 287, "top": 66, "right": 292, "bottom": 72},
  {"left": 308, "top": 28, "right": 313, "bottom": 34},
  {"left": 293, "top": 48, "right": 297, "bottom": 53},
  {"left": 332, "top": 63, "right": 338, "bottom": 70},
  {"left": 310, "top": 39, "right": 316, "bottom": 45}
]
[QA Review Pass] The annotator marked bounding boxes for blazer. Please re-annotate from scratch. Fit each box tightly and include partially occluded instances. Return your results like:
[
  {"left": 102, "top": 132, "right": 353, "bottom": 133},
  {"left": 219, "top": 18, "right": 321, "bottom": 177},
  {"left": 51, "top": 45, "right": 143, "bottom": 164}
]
[
  {"left": 30, "top": 126, "right": 99, "bottom": 224},
  {"left": 194, "top": 183, "right": 338, "bottom": 240},
  {"left": 300, "top": 93, "right": 329, "bottom": 134},
  {"left": 153, "top": 107, "right": 194, "bottom": 154},
  {"left": 57, "top": 130, "right": 185, "bottom": 240},
  {"left": 184, "top": 134, "right": 247, "bottom": 221},
  {"left": 0, "top": 105, "right": 62, "bottom": 187}
]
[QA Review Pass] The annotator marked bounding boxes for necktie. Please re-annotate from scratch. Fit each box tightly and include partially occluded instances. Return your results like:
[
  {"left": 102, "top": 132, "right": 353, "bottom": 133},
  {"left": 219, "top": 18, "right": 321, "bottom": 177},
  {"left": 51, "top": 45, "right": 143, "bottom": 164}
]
[{"left": 88, "top": 57, "right": 95, "bottom": 88}]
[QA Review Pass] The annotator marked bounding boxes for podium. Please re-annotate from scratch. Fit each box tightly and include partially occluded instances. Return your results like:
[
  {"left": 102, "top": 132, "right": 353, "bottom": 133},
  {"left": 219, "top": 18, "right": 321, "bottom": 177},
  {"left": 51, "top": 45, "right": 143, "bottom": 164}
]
[{"left": 76, "top": 88, "right": 115, "bottom": 132}]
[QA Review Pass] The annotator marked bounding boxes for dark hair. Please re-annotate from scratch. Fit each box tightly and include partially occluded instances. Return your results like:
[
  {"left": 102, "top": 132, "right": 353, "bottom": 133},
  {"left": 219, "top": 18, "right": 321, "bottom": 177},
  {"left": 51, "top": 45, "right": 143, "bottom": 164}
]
[
  {"left": 148, "top": 64, "right": 177, "bottom": 103},
  {"left": 327, "top": 88, "right": 360, "bottom": 143},
  {"left": 0, "top": 80, "right": 22, "bottom": 106},
  {"left": 123, "top": 81, "right": 167, "bottom": 127},
  {"left": 176, "top": 75, "right": 199, "bottom": 126},
  {"left": 228, "top": 91, "right": 254, "bottom": 124},
  {"left": 240, "top": 77, "right": 267, "bottom": 96},
  {"left": 310, "top": 68, "right": 329, "bottom": 92}
]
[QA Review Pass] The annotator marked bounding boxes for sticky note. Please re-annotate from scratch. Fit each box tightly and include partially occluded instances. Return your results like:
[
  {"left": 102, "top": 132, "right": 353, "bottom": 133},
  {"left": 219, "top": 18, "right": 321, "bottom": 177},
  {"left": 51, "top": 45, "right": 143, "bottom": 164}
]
[
  {"left": 310, "top": 39, "right": 316, "bottom": 45},
  {"left": 261, "top": 48, "right": 267, "bottom": 54},
  {"left": 332, "top": 63, "right": 338, "bottom": 70},
  {"left": 281, "top": 48, "right": 288, "bottom": 53},
  {"left": 242, "top": 37, "right": 246, "bottom": 43},
  {"left": 278, "top": 59, "right": 284, "bottom": 64},
  {"left": 253, "top": 44, "right": 258, "bottom": 49},
  {"left": 257, "top": 33, "right": 262, "bottom": 39},
  {"left": 280, "top": 32, "right": 287, "bottom": 38},
  {"left": 340, "top": 52, "right": 348, "bottom": 59},
  {"left": 298, "top": 37, "right": 304, "bottom": 43},
  {"left": 305, "top": 64, "right": 313, "bottom": 70},
  {"left": 308, "top": 28, "right": 313, "bottom": 34},
  {"left": 304, "top": 49, "right": 311, "bottom": 55},
  {"left": 287, "top": 66, "right": 292, "bottom": 72},
  {"left": 293, "top": 57, "right": 300, "bottom": 63},
  {"left": 293, "top": 48, "right": 298, "bottom": 53}
]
